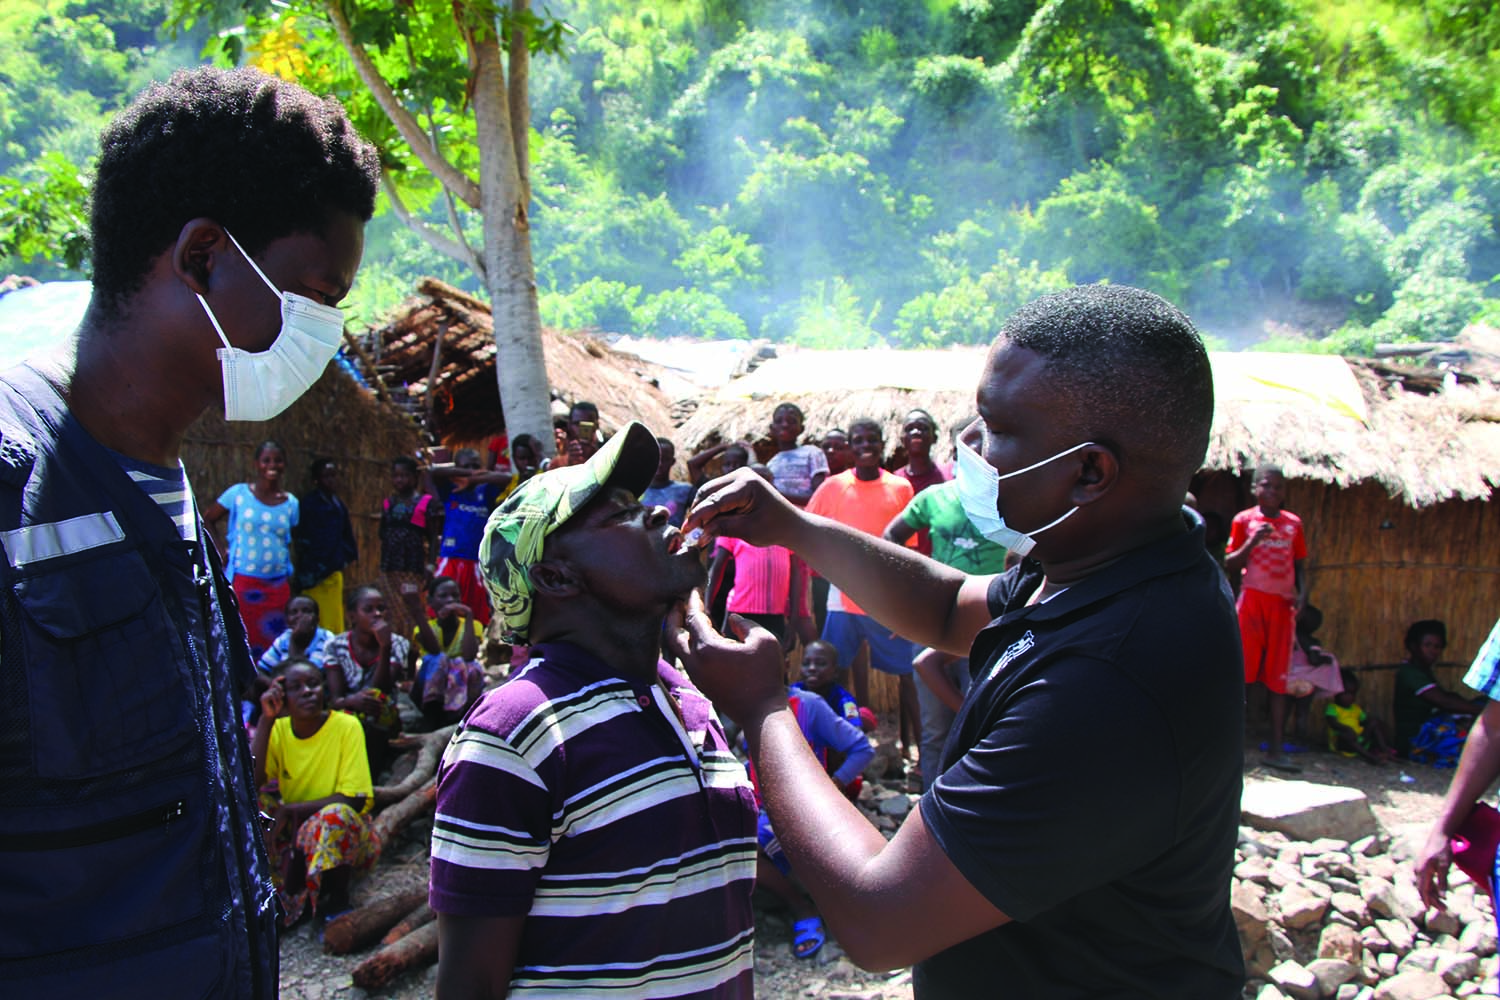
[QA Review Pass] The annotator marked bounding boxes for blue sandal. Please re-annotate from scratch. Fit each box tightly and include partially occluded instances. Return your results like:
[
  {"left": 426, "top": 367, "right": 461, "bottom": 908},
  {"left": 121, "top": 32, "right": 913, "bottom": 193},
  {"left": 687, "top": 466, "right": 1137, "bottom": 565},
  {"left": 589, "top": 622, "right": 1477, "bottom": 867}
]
[{"left": 792, "top": 916, "right": 825, "bottom": 960}]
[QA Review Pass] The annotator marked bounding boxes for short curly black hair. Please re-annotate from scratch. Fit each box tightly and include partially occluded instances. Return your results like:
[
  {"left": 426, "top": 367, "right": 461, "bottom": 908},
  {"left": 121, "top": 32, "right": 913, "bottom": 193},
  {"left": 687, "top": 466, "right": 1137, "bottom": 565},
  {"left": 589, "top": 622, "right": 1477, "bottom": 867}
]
[
  {"left": 90, "top": 66, "right": 380, "bottom": 312},
  {"left": 1000, "top": 284, "right": 1213, "bottom": 488}
]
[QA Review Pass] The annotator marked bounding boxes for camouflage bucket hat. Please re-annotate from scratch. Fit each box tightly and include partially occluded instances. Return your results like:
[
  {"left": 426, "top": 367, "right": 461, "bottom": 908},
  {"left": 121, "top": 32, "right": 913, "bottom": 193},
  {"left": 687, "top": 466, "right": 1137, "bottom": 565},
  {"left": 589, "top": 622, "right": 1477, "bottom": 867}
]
[{"left": 478, "top": 420, "right": 660, "bottom": 643}]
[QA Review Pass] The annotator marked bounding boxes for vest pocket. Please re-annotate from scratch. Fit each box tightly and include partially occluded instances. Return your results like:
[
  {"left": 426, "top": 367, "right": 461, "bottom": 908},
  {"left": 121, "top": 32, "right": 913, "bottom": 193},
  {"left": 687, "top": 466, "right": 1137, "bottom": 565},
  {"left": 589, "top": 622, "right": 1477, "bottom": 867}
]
[
  {"left": 0, "top": 773, "right": 210, "bottom": 961},
  {"left": 15, "top": 549, "right": 198, "bottom": 779}
]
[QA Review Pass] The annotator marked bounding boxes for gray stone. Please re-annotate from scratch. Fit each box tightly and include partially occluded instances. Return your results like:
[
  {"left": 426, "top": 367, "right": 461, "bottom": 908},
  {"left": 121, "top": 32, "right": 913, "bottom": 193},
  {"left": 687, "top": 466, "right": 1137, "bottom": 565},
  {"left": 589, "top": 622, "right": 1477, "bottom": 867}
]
[
  {"left": 1363, "top": 877, "right": 1399, "bottom": 919},
  {"left": 1307, "top": 957, "right": 1360, "bottom": 994},
  {"left": 1278, "top": 883, "right": 1331, "bottom": 930},
  {"left": 1234, "top": 880, "right": 1272, "bottom": 947},
  {"left": 1336, "top": 986, "right": 1362, "bottom": 1000},
  {"left": 1332, "top": 891, "right": 1370, "bottom": 923},
  {"left": 1237, "top": 856, "right": 1274, "bottom": 882},
  {"left": 1376, "top": 917, "right": 1416, "bottom": 953},
  {"left": 1371, "top": 970, "right": 1451, "bottom": 1000},
  {"left": 1377, "top": 952, "right": 1400, "bottom": 976},
  {"left": 1257, "top": 985, "right": 1290, "bottom": 1000},
  {"left": 1399, "top": 947, "right": 1445, "bottom": 973},
  {"left": 1423, "top": 908, "right": 1461, "bottom": 938},
  {"left": 1270, "top": 923, "right": 1298, "bottom": 961},
  {"left": 1432, "top": 950, "right": 1479, "bottom": 986},
  {"left": 1268, "top": 960, "right": 1320, "bottom": 1000},
  {"left": 1269, "top": 861, "right": 1306, "bottom": 888},
  {"left": 1320, "top": 923, "right": 1364, "bottom": 965},
  {"left": 877, "top": 794, "right": 910, "bottom": 818},
  {"left": 1457, "top": 920, "right": 1497, "bottom": 958},
  {"left": 1351, "top": 835, "right": 1380, "bottom": 857},
  {"left": 1243, "top": 779, "right": 1379, "bottom": 843}
]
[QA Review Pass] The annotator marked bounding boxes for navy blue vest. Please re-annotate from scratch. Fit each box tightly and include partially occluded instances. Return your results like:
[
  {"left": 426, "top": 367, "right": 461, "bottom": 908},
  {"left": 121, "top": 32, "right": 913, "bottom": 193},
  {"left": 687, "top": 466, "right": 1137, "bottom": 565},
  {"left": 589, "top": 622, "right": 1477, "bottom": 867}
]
[{"left": 0, "top": 364, "right": 276, "bottom": 998}]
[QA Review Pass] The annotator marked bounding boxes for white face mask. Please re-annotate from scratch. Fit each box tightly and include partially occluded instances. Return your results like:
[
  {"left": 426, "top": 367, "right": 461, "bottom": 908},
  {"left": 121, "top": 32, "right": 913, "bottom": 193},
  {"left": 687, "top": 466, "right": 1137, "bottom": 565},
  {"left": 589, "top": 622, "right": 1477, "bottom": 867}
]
[
  {"left": 954, "top": 426, "right": 1094, "bottom": 558},
  {"left": 195, "top": 229, "right": 344, "bottom": 422}
]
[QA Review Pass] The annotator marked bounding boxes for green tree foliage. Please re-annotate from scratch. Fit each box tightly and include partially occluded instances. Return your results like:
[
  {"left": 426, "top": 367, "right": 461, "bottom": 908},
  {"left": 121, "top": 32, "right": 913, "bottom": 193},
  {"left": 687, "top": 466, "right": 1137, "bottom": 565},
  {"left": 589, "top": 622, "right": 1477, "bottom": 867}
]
[{"left": 8, "top": 0, "right": 1500, "bottom": 354}]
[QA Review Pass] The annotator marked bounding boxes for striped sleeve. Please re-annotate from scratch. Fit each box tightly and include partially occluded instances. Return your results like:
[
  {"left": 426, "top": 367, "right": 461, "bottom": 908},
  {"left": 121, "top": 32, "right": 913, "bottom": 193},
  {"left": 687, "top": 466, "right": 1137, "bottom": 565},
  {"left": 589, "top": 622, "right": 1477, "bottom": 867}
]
[{"left": 430, "top": 724, "right": 556, "bottom": 916}]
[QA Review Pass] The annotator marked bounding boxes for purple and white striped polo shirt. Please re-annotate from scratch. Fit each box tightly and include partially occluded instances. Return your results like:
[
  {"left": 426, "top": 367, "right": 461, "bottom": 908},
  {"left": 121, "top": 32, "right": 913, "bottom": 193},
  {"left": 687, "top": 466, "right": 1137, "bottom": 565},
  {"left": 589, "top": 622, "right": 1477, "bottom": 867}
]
[{"left": 430, "top": 641, "right": 758, "bottom": 998}]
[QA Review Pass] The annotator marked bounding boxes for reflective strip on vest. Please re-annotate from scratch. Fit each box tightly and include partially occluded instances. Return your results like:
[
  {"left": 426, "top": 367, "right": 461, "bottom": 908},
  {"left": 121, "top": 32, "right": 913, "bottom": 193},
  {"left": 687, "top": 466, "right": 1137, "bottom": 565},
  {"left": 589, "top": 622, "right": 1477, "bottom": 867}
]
[{"left": 1, "top": 511, "right": 125, "bottom": 568}]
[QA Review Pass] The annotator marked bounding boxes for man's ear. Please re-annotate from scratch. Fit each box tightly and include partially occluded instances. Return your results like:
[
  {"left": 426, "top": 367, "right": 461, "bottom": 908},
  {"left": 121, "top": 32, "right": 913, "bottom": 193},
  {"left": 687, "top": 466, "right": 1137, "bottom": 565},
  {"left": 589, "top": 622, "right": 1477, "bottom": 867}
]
[
  {"left": 172, "top": 217, "right": 229, "bottom": 295},
  {"left": 529, "top": 559, "right": 580, "bottom": 599},
  {"left": 1070, "top": 444, "right": 1119, "bottom": 506}
]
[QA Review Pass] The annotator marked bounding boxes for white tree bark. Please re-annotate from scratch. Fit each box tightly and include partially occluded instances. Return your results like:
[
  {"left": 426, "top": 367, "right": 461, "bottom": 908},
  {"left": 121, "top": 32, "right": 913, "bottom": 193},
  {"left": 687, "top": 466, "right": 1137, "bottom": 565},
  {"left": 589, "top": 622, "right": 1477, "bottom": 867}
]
[{"left": 470, "top": 25, "right": 554, "bottom": 458}]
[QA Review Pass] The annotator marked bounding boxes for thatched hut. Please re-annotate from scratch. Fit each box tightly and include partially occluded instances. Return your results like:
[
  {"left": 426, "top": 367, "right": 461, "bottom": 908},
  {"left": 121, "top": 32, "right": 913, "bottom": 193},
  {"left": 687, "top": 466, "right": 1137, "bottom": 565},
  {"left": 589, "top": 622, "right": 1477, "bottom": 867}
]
[
  {"left": 675, "top": 348, "right": 1500, "bottom": 730},
  {"left": 0, "top": 282, "right": 424, "bottom": 599},
  {"left": 366, "top": 278, "right": 675, "bottom": 449},
  {"left": 184, "top": 361, "right": 423, "bottom": 598}
]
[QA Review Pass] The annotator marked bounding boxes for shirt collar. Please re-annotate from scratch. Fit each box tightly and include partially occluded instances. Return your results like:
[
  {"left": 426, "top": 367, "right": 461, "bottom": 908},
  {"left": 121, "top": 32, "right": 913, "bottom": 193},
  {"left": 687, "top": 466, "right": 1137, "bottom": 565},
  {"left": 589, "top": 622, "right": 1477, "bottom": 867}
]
[{"left": 995, "top": 506, "right": 1210, "bottom": 626}]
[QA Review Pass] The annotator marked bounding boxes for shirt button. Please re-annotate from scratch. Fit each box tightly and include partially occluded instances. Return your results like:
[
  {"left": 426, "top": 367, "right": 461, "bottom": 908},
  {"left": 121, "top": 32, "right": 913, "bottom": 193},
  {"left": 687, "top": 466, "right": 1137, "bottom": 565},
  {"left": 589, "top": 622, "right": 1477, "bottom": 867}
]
[{"left": 638, "top": 695, "right": 650, "bottom": 707}]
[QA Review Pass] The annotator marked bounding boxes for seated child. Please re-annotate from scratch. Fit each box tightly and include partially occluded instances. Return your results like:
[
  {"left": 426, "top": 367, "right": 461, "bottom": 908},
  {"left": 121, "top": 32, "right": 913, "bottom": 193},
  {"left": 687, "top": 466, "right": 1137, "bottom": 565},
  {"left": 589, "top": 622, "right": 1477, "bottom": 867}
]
[
  {"left": 1325, "top": 669, "right": 1396, "bottom": 764},
  {"left": 792, "top": 639, "right": 877, "bottom": 734},
  {"left": 243, "top": 595, "right": 336, "bottom": 731},
  {"left": 259, "top": 595, "right": 336, "bottom": 675},
  {"left": 747, "top": 684, "right": 873, "bottom": 960},
  {"left": 411, "top": 577, "right": 486, "bottom": 727},
  {"left": 1276, "top": 604, "right": 1346, "bottom": 752},
  {"left": 325, "top": 586, "right": 412, "bottom": 770},
  {"left": 252, "top": 659, "right": 379, "bottom": 927}
]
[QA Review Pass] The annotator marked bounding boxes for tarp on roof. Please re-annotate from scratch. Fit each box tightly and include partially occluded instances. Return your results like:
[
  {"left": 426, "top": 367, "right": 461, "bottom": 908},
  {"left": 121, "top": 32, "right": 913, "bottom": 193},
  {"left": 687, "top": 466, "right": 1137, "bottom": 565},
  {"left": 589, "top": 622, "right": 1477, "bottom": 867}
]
[{"left": 0, "top": 281, "right": 90, "bottom": 367}]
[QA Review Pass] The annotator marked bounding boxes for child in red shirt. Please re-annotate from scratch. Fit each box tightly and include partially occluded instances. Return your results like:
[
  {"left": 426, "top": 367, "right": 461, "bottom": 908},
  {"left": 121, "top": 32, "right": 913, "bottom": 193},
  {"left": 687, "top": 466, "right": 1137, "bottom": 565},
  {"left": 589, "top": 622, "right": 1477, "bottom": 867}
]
[{"left": 1226, "top": 464, "right": 1308, "bottom": 773}]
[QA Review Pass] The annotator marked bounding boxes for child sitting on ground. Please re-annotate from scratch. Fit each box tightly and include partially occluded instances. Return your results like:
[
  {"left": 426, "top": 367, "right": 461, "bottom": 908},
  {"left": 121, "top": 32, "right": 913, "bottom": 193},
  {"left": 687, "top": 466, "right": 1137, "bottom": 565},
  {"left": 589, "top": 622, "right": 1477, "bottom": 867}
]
[
  {"left": 325, "top": 585, "right": 412, "bottom": 771},
  {"left": 259, "top": 595, "right": 336, "bottom": 675},
  {"left": 746, "top": 676, "right": 873, "bottom": 961},
  {"left": 792, "top": 639, "right": 877, "bottom": 734},
  {"left": 252, "top": 659, "right": 379, "bottom": 928},
  {"left": 1325, "top": 669, "right": 1396, "bottom": 764},
  {"left": 411, "top": 577, "right": 486, "bottom": 727}
]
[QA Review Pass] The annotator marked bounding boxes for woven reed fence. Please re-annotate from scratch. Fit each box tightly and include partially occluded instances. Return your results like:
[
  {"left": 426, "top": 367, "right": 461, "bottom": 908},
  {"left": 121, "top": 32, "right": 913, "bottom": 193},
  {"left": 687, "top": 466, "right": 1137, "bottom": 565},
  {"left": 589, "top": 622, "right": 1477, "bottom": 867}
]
[{"left": 183, "top": 365, "right": 423, "bottom": 600}]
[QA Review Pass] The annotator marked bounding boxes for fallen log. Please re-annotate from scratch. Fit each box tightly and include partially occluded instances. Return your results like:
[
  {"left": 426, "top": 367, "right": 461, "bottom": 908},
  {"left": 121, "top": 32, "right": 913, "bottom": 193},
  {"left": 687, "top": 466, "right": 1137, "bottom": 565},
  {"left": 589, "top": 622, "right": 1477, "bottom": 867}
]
[
  {"left": 322, "top": 888, "right": 427, "bottom": 956},
  {"left": 374, "top": 724, "right": 456, "bottom": 807},
  {"left": 352, "top": 920, "right": 440, "bottom": 990},
  {"left": 372, "top": 778, "right": 436, "bottom": 845},
  {"left": 381, "top": 901, "right": 435, "bottom": 946}
]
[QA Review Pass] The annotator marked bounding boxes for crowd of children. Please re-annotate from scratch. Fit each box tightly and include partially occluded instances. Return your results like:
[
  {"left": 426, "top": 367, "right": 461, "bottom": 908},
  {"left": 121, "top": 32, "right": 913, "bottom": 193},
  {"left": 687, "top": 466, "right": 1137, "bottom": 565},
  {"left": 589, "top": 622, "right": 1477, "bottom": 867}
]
[{"left": 226, "top": 406, "right": 1476, "bottom": 949}]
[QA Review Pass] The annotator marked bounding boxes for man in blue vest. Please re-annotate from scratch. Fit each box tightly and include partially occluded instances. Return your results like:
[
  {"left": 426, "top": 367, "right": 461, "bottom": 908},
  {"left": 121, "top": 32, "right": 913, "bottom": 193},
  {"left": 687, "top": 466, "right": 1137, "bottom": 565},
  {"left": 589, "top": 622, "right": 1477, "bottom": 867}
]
[{"left": 0, "top": 67, "right": 378, "bottom": 997}]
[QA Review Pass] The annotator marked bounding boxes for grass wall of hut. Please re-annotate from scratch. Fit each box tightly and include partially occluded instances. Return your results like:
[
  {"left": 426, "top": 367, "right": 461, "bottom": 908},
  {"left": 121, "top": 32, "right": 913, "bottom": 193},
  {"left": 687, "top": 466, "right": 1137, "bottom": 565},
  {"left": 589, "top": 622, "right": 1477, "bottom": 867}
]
[
  {"left": 1279, "top": 480, "right": 1499, "bottom": 739},
  {"left": 184, "top": 366, "right": 422, "bottom": 605}
]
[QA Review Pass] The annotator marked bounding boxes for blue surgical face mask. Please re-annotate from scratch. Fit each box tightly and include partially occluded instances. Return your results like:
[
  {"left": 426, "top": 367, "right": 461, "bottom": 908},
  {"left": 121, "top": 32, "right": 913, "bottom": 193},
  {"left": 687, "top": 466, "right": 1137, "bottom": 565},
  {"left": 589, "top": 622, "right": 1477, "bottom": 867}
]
[{"left": 954, "top": 426, "right": 1095, "bottom": 558}]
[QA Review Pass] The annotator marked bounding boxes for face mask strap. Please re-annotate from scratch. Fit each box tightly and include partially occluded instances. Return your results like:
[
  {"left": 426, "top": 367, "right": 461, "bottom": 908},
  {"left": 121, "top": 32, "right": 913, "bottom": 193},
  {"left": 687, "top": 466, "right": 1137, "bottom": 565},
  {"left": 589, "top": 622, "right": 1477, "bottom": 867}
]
[
  {"left": 222, "top": 228, "right": 283, "bottom": 299},
  {"left": 195, "top": 293, "right": 235, "bottom": 350},
  {"left": 996, "top": 440, "right": 1097, "bottom": 482}
]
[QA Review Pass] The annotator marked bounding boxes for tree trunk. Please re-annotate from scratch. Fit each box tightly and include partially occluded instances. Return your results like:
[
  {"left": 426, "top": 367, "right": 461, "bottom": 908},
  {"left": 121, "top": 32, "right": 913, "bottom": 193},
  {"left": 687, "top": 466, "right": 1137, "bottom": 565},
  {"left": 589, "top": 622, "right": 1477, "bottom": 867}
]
[
  {"left": 352, "top": 920, "right": 441, "bottom": 989},
  {"left": 508, "top": 0, "right": 531, "bottom": 206},
  {"left": 372, "top": 778, "right": 437, "bottom": 845},
  {"left": 373, "top": 724, "right": 455, "bottom": 807},
  {"left": 470, "top": 29, "right": 554, "bottom": 458},
  {"left": 322, "top": 889, "right": 428, "bottom": 955},
  {"left": 381, "top": 901, "right": 436, "bottom": 945}
]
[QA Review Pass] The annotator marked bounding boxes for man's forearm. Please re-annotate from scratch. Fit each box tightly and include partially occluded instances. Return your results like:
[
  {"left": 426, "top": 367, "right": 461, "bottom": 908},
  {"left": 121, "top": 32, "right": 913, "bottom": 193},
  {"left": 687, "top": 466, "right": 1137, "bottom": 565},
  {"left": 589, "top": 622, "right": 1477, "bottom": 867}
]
[
  {"left": 748, "top": 708, "right": 890, "bottom": 941},
  {"left": 1434, "top": 702, "right": 1500, "bottom": 837}
]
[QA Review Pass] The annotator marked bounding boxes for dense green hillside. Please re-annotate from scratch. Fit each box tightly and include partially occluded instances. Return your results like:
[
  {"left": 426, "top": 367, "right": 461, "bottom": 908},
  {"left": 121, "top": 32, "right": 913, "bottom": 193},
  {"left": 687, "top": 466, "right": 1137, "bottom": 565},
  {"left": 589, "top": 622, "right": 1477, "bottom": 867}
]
[{"left": 4, "top": 0, "right": 1498, "bottom": 350}]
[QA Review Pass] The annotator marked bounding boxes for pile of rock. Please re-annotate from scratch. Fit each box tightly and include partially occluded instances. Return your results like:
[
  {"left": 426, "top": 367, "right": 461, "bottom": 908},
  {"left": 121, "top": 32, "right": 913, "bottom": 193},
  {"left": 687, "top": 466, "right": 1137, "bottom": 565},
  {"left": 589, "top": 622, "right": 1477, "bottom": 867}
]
[{"left": 1234, "top": 826, "right": 1497, "bottom": 1000}]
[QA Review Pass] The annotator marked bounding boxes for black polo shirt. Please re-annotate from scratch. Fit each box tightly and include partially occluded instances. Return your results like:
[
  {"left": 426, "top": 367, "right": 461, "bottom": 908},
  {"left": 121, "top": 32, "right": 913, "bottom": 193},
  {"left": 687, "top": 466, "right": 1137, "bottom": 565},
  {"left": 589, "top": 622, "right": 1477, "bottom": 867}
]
[{"left": 916, "top": 510, "right": 1245, "bottom": 998}]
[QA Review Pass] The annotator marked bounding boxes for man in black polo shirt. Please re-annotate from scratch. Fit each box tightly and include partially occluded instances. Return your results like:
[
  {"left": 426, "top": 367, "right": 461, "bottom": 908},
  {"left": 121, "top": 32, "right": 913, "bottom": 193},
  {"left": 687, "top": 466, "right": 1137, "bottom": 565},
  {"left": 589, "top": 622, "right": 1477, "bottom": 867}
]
[{"left": 673, "top": 284, "right": 1245, "bottom": 997}]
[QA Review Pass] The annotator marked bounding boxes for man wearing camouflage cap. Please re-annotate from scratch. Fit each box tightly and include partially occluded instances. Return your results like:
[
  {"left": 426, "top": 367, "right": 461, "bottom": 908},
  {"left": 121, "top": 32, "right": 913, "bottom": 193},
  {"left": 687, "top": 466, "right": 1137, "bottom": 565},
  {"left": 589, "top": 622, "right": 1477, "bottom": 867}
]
[{"left": 428, "top": 421, "right": 758, "bottom": 999}]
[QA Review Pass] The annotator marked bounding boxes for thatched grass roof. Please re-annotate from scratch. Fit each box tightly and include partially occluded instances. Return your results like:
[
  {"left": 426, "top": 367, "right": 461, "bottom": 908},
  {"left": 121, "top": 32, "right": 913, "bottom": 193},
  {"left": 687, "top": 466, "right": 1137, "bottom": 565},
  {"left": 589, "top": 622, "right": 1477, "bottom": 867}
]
[
  {"left": 367, "top": 279, "right": 674, "bottom": 444},
  {"left": 673, "top": 348, "right": 1500, "bottom": 508}
]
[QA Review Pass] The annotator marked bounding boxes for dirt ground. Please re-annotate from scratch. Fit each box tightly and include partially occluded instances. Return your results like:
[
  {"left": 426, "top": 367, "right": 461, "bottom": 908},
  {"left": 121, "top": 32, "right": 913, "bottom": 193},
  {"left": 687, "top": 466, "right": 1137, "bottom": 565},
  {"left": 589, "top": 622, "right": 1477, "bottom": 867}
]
[{"left": 277, "top": 731, "right": 1458, "bottom": 1000}]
